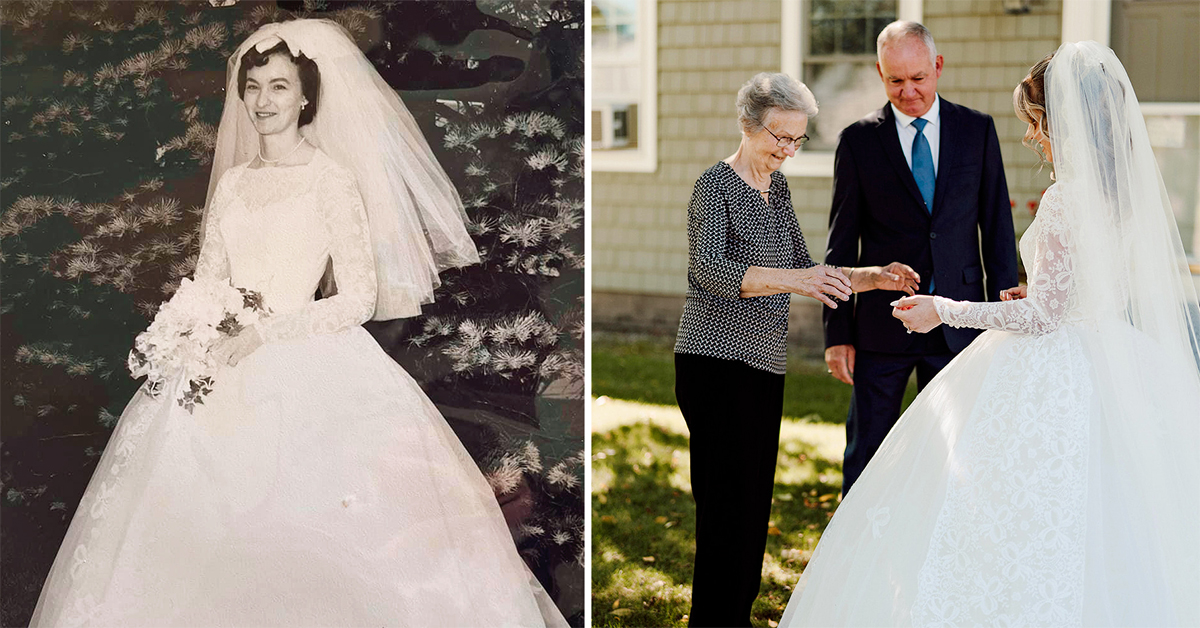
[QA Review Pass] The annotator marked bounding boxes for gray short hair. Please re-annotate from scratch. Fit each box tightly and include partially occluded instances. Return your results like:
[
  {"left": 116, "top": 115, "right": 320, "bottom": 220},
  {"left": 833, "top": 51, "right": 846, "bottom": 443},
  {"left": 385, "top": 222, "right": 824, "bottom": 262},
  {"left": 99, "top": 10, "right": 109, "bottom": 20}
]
[
  {"left": 735, "top": 72, "right": 818, "bottom": 133},
  {"left": 876, "top": 21, "right": 937, "bottom": 65}
]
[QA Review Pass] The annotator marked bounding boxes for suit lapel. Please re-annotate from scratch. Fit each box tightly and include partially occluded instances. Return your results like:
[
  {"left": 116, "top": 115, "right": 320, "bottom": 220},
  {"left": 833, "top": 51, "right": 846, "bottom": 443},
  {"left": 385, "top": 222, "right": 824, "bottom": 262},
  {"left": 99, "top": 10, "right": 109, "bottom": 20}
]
[
  {"left": 875, "top": 104, "right": 927, "bottom": 213},
  {"left": 931, "top": 98, "right": 958, "bottom": 217}
]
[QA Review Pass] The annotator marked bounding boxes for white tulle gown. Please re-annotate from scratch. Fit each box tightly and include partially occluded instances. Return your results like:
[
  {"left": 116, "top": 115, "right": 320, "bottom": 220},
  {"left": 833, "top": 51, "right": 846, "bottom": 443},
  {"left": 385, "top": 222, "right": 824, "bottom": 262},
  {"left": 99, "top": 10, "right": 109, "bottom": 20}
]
[
  {"left": 30, "top": 149, "right": 568, "bottom": 628},
  {"left": 781, "top": 183, "right": 1200, "bottom": 626}
]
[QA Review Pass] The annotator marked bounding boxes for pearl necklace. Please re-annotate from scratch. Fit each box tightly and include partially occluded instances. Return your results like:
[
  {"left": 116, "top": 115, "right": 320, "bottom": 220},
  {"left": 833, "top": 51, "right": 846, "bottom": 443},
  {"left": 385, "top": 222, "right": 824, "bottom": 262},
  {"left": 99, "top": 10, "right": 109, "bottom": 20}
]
[{"left": 257, "top": 136, "right": 307, "bottom": 166}]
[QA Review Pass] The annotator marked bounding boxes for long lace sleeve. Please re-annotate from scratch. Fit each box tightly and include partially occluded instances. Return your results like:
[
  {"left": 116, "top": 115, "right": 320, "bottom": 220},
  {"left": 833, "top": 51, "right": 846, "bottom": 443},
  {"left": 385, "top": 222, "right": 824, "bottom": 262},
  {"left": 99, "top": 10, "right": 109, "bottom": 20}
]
[
  {"left": 934, "top": 186, "right": 1073, "bottom": 336},
  {"left": 256, "top": 165, "right": 377, "bottom": 342},
  {"left": 194, "top": 172, "right": 235, "bottom": 283}
]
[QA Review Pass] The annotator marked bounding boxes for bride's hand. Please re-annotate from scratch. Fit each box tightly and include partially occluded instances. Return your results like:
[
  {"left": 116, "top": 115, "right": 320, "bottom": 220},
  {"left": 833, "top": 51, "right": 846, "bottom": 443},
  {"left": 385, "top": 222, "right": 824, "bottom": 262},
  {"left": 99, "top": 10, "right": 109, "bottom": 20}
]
[
  {"left": 891, "top": 295, "right": 941, "bottom": 333},
  {"left": 211, "top": 327, "right": 264, "bottom": 368},
  {"left": 1000, "top": 286, "right": 1027, "bottom": 301}
]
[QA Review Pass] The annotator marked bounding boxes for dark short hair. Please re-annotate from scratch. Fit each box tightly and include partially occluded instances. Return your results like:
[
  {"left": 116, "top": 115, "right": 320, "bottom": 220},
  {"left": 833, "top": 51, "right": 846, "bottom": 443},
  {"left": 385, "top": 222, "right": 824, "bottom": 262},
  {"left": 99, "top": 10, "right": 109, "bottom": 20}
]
[{"left": 237, "top": 40, "right": 320, "bottom": 127}]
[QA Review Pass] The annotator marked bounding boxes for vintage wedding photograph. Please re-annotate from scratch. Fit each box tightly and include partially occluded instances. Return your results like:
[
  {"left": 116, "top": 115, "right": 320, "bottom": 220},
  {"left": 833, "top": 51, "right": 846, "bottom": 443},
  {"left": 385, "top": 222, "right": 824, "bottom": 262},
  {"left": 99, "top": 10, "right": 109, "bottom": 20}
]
[
  {"left": 591, "top": 0, "right": 1199, "bottom": 626},
  {"left": 1, "top": 1, "right": 583, "bottom": 626}
]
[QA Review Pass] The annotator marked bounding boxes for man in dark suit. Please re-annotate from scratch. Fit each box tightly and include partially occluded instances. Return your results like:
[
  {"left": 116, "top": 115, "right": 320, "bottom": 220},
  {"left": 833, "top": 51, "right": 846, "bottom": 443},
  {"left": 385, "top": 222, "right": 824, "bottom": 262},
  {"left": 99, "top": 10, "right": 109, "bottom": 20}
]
[{"left": 823, "top": 21, "right": 1018, "bottom": 495}]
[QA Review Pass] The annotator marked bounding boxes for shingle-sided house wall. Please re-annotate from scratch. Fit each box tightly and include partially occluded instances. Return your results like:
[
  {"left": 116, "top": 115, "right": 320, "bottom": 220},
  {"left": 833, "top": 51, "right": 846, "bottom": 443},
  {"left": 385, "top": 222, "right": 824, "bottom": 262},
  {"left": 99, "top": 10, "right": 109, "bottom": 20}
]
[{"left": 591, "top": 0, "right": 1198, "bottom": 357}]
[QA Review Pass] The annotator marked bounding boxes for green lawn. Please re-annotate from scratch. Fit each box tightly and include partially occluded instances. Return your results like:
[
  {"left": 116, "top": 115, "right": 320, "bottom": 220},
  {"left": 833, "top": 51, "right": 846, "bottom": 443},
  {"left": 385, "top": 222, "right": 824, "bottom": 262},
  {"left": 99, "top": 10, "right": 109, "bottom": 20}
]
[
  {"left": 591, "top": 334, "right": 917, "bottom": 423},
  {"left": 590, "top": 334, "right": 918, "bottom": 627}
]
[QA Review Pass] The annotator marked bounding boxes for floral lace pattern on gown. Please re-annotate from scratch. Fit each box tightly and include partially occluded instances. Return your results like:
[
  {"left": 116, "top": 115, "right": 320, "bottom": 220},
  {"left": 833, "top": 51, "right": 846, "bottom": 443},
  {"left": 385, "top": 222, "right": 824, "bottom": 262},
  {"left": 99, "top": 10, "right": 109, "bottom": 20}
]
[{"left": 909, "top": 184, "right": 1091, "bottom": 626}]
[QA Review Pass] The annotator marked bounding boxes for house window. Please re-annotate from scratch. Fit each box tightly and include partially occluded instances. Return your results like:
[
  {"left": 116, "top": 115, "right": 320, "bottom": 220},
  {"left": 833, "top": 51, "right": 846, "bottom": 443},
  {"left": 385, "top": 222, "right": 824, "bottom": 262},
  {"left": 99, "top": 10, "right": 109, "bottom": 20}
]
[
  {"left": 780, "top": 0, "right": 922, "bottom": 177},
  {"left": 591, "top": 0, "right": 657, "bottom": 172},
  {"left": 1107, "top": 0, "right": 1200, "bottom": 260}
]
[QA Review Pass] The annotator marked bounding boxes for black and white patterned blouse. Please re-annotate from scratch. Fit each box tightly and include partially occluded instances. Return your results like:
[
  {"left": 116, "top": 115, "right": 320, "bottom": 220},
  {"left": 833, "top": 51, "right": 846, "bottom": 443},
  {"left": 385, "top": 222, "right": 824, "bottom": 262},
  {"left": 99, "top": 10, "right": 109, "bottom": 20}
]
[{"left": 674, "top": 161, "right": 817, "bottom": 374}]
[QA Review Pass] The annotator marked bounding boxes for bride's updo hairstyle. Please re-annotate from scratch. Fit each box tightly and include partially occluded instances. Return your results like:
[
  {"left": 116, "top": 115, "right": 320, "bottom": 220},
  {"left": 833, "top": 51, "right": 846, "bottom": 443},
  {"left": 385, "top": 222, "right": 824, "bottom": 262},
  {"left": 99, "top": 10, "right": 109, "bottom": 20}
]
[
  {"left": 1014, "top": 52, "right": 1054, "bottom": 161},
  {"left": 236, "top": 39, "right": 321, "bottom": 127}
]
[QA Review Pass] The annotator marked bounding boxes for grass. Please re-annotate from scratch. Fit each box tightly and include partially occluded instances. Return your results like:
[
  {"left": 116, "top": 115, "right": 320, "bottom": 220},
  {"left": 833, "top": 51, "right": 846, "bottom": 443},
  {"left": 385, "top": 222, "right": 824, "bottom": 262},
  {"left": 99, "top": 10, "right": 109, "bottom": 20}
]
[
  {"left": 590, "top": 334, "right": 919, "bottom": 627},
  {"left": 592, "top": 333, "right": 918, "bottom": 423}
]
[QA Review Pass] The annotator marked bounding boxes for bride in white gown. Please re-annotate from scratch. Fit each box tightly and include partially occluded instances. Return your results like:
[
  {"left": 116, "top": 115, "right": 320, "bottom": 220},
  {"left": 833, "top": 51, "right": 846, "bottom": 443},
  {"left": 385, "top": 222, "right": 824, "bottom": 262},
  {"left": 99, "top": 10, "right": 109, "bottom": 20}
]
[
  {"left": 30, "top": 20, "right": 568, "bottom": 628},
  {"left": 781, "top": 42, "right": 1200, "bottom": 626}
]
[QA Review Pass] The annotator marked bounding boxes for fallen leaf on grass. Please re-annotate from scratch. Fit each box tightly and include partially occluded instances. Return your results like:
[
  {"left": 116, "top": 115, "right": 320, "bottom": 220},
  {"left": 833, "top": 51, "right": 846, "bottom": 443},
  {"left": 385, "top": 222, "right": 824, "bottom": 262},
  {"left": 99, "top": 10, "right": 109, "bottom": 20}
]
[
  {"left": 642, "top": 556, "right": 656, "bottom": 562},
  {"left": 610, "top": 608, "right": 633, "bottom": 617},
  {"left": 613, "top": 600, "right": 620, "bottom": 609},
  {"left": 600, "top": 515, "right": 617, "bottom": 523},
  {"left": 767, "top": 526, "right": 782, "bottom": 536},
  {"left": 655, "top": 516, "right": 668, "bottom": 524},
  {"left": 818, "top": 493, "right": 836, "bottom": 502},
  {"left": 768, "top": 620, "right": 779, "bottom": 627}
]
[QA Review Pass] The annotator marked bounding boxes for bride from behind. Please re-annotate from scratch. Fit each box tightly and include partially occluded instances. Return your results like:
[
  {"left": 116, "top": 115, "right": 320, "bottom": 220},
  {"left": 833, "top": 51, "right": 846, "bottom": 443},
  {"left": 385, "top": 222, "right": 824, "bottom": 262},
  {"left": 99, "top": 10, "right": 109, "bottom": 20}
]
[
  {"left": 30, "top": 19, "right": 568, "bottom": 627},
  {"left": 781, "top": 41, "right": 1200, "bottom": 626}
]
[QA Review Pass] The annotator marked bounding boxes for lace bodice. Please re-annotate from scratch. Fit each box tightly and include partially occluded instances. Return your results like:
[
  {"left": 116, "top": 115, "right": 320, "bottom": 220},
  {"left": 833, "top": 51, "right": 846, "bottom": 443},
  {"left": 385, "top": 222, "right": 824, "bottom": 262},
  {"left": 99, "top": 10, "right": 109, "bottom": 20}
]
[
  {"left": 194, "top": 149, "right": 376, "bottom": 342},
  {"left": 935, "top": 184, "right": 1075, "bottom": 335}
]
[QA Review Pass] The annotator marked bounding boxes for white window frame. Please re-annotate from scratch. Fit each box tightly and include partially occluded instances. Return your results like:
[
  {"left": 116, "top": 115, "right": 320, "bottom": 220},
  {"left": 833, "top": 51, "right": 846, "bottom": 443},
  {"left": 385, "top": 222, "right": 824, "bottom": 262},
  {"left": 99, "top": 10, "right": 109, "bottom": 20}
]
[
  {"left": 779, "top": 0, "right": 923, "bottom": 177},
  {"left": 590, "top": 0, "right": 658, "bottom": 173}
]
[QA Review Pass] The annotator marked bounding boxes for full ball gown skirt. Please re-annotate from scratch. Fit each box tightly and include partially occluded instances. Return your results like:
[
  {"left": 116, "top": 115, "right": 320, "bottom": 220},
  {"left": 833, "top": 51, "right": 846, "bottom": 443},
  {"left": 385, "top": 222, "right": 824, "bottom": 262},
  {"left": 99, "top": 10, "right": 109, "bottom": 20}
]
[
  {"left": 30, "top": 150, "right": 568, "bottom": 627},
  {"left": 780, "top": 184, "right": 1200, "bottom": 627}
]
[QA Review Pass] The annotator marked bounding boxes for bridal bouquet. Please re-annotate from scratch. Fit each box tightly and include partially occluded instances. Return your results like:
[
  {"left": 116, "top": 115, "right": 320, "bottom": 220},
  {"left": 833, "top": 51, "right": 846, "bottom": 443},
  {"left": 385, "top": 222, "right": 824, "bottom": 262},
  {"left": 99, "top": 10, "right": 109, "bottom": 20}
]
[{"left": 127, "top": 277, "right": 271, "bottom": 413}]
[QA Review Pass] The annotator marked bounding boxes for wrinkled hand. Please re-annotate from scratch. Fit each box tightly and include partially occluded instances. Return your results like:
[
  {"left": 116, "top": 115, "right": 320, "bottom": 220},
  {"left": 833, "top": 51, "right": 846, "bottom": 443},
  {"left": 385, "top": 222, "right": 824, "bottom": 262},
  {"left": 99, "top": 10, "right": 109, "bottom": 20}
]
[
  {"left": 1000, "top": 285, "right": 1027, "bottom": 301},
  {"left": 872, "top": 262, "right": 921, "bottom": 295},
  {"left": 211, "top": 326, "right": 264, "bottom": 368},
  {"left": 824, "top": 344, "right": 855, "bottom": 385},
  {"left": 892, "top": 295, "right": 941, "bottom": 334},
  {"left": 792, "top": 266, "right": 852, "bottom": 308}
]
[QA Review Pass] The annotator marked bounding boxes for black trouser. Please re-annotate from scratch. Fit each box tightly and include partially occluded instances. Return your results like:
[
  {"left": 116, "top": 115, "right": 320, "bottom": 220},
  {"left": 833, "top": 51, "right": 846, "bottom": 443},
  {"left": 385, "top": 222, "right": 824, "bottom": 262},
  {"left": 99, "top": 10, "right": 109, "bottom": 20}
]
[
  {"left": 841, "top": 327, "right": 955, "bottom": 496},
  {"left": 675, "top": 353, "right": 784, "bottom": 628}
]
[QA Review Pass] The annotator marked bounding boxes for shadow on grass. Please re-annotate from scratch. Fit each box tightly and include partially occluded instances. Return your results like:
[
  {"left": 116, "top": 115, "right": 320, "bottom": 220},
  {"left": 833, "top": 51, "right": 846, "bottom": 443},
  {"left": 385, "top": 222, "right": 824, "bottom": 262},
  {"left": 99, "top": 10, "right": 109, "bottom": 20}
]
[
  {"left": 592, "top": 422, "right": 845, "bottom": 627},
  {"left": 592, "top": 334, "right": 918, "bottom": 424}
]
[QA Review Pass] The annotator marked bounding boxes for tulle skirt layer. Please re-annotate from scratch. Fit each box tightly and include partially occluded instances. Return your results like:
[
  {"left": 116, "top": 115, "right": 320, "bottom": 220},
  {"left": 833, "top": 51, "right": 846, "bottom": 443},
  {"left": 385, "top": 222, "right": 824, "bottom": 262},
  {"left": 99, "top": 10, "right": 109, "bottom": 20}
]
[
  {"left": 781, "top": 324, "right": 1200, "bottom": 627},
  {"left": 31, "top": 328, "right": 566, "bottom": 627}
]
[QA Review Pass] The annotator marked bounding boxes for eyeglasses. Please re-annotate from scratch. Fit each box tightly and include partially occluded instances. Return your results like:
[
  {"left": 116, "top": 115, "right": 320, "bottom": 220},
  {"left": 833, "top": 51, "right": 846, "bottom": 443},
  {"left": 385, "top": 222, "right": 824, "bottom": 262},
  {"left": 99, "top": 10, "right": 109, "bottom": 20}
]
[{"left": 763, "top": 126, "right": 810, "bottom": 148}]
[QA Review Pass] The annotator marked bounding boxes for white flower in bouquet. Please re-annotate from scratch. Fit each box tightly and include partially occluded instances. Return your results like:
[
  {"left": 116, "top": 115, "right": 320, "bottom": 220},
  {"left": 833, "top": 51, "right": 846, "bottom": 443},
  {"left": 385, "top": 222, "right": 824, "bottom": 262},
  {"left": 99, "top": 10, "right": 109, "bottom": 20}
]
[{"left": 127, "top": 277, "right": 271, "bottom": 413}]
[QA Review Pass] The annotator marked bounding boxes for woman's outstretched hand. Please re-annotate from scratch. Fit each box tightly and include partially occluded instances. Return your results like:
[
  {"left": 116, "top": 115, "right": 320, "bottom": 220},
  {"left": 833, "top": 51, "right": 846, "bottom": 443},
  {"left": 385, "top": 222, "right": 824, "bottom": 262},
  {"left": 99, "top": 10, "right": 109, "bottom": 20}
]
[
  {"left": 739, "top": 265, "right": 850, "bottom": 307},
  {"left": 792, "top": 265, "right": 852, "bottom": 308},
  {"left": 892, "top": 295, "right": 941, "bottom": 333}
]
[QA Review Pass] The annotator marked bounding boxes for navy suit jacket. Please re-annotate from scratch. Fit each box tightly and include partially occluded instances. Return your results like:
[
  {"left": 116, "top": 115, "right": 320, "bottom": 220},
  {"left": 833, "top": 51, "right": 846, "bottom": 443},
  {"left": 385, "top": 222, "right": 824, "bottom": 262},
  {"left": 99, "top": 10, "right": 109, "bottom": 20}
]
[{"left": 822, "top": 98, "right": 1018, "bottom": 355}]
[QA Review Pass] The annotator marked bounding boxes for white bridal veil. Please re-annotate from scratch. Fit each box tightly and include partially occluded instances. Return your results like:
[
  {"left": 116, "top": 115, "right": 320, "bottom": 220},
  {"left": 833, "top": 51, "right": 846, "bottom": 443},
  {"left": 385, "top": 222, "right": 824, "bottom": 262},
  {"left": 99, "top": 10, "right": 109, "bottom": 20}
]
[
  {"left": 205, "top": 19, "right": 480, "bottom": 320},
  {"left": 1046, "top": 41, "right": 1200, "bottom": 374},
  {"left": 1044, "top": 41, "right": 1200, "bottom": 620}
]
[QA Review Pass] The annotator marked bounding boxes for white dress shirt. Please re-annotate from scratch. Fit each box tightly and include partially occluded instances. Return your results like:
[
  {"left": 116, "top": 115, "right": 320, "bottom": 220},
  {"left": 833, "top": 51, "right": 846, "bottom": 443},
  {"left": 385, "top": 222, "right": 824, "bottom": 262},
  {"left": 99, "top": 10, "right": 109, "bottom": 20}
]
[{"left": 892, "top": 94, "right": 941, "bottom": 177}]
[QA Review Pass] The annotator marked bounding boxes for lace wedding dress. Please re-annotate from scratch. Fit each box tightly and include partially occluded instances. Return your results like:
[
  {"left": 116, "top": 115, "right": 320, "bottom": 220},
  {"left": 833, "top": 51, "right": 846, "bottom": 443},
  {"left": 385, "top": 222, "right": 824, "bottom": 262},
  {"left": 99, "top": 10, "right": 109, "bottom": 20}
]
[
  {"left": 30, "top": 150, "right": 568, "bottom": 627},
  {"left": 779, "top": 181, "right": 1200, "bottom": 626}
]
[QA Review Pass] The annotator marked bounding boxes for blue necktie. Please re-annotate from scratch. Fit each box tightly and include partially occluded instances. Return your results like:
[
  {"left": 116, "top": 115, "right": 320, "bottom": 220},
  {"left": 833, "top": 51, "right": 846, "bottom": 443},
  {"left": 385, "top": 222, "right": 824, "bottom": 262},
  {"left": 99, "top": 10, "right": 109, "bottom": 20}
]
[
  {"left": 910, "top": 118, "right": 935, "bottom": 212},
  {"left": 911, "top": 118, "right": 936, "bottom": 293}
]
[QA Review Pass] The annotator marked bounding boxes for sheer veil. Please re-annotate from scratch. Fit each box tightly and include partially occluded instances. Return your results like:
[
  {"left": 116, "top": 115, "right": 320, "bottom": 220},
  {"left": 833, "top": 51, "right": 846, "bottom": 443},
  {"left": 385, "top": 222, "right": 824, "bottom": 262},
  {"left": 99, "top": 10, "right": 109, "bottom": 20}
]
[
  {"left": 1047, "top": 41, "right": 1200, "bottom": 371},
  {"left": 204, "top": 19, "right": 479, "bottom": 320},
  {"left": 1046, "top": 41, "right": 1200, "bottom": 621}
]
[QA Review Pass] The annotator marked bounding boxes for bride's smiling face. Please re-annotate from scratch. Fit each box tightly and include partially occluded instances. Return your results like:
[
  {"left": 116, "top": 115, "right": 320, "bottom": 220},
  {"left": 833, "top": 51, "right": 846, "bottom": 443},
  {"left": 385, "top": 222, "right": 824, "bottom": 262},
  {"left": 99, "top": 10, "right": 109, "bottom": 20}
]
[{"left": 243, "top": 54, "right": 307, "bottom": 136}]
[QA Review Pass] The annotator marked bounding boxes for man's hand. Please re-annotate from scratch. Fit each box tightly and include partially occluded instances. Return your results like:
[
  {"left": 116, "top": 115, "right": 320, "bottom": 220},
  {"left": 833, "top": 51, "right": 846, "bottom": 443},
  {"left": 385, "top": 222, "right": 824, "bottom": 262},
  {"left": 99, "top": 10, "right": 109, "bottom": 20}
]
[
  {"left": 1000, "top": 285, "right": 1027, "bottom": 301},
  {"left": 870, "top": 262, "right": 920, "bottom": 295},
  {"left": 825, "top": 344, "right": 855, "bottom": 385}
]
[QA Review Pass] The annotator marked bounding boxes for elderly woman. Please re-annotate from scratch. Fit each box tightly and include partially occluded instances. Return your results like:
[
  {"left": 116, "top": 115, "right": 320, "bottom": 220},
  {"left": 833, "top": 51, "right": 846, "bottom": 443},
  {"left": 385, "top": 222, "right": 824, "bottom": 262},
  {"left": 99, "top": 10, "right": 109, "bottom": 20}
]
[{"left": 673, "top": 72, "right": 919, "bottom": 627}]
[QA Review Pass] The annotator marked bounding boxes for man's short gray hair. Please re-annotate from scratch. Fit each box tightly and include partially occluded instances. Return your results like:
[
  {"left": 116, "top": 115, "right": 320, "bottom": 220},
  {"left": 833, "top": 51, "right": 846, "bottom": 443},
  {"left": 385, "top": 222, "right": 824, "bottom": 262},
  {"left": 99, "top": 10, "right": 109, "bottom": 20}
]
[
  {"left": 735, "top": 72, "right": 818, "bottom": 133},
  {"left": 876, "top": 21, "right": 937, "bottom": 64}
]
